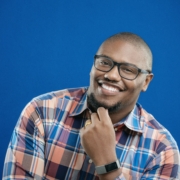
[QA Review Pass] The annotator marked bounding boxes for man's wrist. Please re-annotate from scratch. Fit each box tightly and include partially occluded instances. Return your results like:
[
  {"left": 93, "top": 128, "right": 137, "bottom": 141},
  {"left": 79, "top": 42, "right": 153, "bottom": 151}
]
[{"left": 95, "top": 159, "right": 121, "bottom": 175}]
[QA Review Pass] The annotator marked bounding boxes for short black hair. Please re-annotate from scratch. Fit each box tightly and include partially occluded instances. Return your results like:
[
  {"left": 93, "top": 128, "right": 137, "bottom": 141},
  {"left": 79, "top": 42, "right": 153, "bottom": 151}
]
[{"left": 103, "top": 32, "right": 153, "bottom": 71}]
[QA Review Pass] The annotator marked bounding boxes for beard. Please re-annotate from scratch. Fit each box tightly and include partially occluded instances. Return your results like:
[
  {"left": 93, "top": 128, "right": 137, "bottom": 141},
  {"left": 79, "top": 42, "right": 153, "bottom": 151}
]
[{"left": 87, "top": 93, "right": 121, "bottom": 113}]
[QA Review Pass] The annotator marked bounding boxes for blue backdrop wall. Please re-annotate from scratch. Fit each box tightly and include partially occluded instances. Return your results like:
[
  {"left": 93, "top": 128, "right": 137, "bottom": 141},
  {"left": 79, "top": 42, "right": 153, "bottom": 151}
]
[{"left": 0, "top": 0, "right": 180, "bottom": 176}]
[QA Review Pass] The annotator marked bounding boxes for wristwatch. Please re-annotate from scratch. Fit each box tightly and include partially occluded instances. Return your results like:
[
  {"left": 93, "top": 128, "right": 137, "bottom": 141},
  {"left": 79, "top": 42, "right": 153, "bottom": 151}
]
[{"left": 95, "top": 159, "right": 121, "bottom": 175}]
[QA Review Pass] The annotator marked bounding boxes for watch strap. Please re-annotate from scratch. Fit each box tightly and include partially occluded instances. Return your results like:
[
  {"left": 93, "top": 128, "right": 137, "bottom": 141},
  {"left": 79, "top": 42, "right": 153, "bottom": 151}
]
[{"left": 95, "top": 159, "right": 121, "bottom": 175}]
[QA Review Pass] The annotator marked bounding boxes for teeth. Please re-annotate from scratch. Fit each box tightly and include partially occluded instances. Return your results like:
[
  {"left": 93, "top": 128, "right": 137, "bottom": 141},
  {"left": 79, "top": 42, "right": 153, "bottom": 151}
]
[{"left": 102, "top": 84, "right": 119, "bottom": 92}]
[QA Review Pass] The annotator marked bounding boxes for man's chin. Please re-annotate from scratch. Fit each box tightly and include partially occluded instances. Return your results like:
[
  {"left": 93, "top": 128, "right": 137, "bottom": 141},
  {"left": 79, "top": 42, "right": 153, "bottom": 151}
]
[{"left": 87, "top": 93, "right": 121, "bottom": 113}]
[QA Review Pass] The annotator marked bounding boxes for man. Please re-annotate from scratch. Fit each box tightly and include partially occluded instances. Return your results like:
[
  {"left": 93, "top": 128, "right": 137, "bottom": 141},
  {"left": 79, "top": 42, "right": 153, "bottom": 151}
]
[{"left": 3, "top": 32, "right": 180, "bottom": 179}]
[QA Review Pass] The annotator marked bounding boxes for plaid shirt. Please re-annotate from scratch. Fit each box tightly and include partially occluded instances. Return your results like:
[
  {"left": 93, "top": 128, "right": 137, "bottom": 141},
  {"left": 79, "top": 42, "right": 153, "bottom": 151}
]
[{"left": 3, "top": 87, "right": 180, "bottom": 180}]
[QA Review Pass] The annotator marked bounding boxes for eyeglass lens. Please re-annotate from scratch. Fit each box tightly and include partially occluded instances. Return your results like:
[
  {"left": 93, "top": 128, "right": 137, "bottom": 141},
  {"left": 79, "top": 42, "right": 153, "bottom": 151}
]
[{"left": 95, "top": 57, "right": 139, "bottom": 80}]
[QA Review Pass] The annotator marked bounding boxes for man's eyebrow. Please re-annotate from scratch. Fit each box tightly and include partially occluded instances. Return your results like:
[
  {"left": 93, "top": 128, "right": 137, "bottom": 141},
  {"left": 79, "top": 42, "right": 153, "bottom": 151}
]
[
  {"left": 96, "top": 54, "right": 111, "bottom": 58},
  {"left": 97, "top": 54, "right": 138, "bottom": 67}
]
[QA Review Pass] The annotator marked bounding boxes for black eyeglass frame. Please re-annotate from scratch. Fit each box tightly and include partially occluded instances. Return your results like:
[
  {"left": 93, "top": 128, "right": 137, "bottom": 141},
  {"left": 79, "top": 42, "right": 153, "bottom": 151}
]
[{"left": 94, "top": 55, "right": 151, "bottom": 80}]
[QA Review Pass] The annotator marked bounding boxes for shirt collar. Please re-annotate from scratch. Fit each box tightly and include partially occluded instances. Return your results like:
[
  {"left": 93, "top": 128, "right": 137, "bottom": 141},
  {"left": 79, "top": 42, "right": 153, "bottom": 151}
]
[
  {"left": 114, "top": 104, "right": 144, "bottom": 133},
  {"left": 69, "top": 90, "right": 144, "bottom": 133},
  {"left": 69, "top": 91, "right": 89, "bottom": 116}
]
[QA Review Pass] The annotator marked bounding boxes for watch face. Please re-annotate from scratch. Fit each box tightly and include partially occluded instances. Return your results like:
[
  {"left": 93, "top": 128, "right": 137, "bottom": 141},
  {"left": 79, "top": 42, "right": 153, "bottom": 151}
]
[{"left": 105, "top": 162, "right": 118, "bottom": 172}]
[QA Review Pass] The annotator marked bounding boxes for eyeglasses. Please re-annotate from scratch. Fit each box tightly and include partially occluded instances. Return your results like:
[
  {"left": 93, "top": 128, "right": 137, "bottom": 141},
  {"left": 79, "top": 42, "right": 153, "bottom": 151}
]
[{"left": 94, "top": 55, "right": 151, "bottom": 80}]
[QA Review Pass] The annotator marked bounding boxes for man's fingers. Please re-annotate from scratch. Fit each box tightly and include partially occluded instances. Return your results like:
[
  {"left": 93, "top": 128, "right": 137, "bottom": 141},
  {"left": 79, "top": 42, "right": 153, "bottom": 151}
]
[
  {"left": 87, "top": 107, "right": 111, "bottom": 125},
  {"left": 97, "top": 107, "right": 111, "bottom": 123},
  {"left": 84, "top": 119, "right": 92, "bottom": 128},
  {"left": 90, "top": 112, "right": 100, "bottom": 124}
]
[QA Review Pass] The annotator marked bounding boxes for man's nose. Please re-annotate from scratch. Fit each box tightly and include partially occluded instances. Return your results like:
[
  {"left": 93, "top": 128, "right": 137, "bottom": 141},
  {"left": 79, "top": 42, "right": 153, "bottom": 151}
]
[{"left": 104, "top": 65, "right": 121, "bottom": 81}]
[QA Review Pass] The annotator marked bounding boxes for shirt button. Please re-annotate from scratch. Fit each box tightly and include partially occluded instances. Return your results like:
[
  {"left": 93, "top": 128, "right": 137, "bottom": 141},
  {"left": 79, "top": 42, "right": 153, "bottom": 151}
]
[
  {"left": 114, "top": 128, "right": 118, "bottom": 131},
  {"left": 89, "top": 159, "right": 93, "bottom": 163}
]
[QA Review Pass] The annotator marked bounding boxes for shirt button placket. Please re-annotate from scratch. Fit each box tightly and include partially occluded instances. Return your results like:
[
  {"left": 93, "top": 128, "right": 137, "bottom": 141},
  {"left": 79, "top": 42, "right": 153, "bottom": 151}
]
[{"left": 89, "top": 159, "right": 93, "bottom": 163}]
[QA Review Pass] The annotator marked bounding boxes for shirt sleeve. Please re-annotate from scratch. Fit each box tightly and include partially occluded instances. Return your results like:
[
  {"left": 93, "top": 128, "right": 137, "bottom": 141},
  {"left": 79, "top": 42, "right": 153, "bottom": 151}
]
[
  {"left": 114, "top": 145, "right": 180, "bottom": 180},
  {"left": 141, "top": 145, "right": 180, "bottom": 179},
  {"left": 3, "top": 101, "right": 45, "bottom": 179}
]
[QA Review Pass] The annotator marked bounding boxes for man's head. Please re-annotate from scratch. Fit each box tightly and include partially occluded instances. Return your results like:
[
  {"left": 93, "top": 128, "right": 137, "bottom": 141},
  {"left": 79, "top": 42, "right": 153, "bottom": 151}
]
[
  {"left": 87, "top": 32, "right": 153, "bottom": 118},
  {"left": 104, "top": 32, "right": 153, "bottom": 71}
]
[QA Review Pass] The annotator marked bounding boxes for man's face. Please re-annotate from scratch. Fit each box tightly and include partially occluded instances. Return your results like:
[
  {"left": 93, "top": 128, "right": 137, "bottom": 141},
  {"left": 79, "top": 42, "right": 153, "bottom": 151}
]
[{"left": 87, "top": 40, "right": 153, "bottom": 114}]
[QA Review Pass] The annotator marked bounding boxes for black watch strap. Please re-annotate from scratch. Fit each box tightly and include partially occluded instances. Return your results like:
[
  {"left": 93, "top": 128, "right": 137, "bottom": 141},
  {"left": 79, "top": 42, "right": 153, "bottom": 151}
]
[{"left": 95, "top": 159, "right": 121, "bottom": 175}]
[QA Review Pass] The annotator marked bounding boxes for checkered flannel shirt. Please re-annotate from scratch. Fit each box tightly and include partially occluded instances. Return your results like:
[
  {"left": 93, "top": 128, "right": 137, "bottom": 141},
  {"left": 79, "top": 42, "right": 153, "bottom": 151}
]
[{"left": 3, "top": 87, "right": 180, "bottom": 179}]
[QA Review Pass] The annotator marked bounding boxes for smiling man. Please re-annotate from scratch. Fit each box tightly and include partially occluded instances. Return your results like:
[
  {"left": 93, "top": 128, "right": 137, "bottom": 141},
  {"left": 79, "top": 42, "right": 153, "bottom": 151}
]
[
  {"left": 87, "top": 35, "right": 153, "bottom": 123},
  {"left": 3, "top": 32, "right": 180, "bottom": 179}
]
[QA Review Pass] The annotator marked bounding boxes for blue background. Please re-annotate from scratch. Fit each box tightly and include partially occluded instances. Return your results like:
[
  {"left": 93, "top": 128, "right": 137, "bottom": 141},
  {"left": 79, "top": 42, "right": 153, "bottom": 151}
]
[{"left": 0, "top": 0, "right": 180, "bottom": 176}]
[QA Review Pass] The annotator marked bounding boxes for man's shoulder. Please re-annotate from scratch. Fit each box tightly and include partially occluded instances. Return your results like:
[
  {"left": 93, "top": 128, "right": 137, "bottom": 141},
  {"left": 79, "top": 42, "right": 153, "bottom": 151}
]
[
  {"left": 20, "top": 86, "right": 88, "bottom": 121},
  {"left": 33, "top": 86, "right": 88, "bottom": 102},
  {"left": 140, "top": 107, "right": 163, "bottom": 130},
  {"left": 139, "top": 105, "right": 178, "bottom": 148}
]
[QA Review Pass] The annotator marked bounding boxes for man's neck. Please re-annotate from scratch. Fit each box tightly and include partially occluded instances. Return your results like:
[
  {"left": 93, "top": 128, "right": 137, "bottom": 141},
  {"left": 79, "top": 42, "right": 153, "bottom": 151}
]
[{"left": 109, "top": 106, "right": 134, "bottom": 124}]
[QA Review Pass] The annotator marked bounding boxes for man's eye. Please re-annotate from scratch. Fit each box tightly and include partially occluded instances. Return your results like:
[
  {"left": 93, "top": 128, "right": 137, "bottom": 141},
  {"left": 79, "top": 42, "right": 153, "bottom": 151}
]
[
  {"left": 121, "top": 67, "right": 134, "bottom": 73},
  {"left": 124, "top": 68, "right": 132, "bottom": 72},
  {"left": 100, "top": 60, "right": 110, "bottom": 66}
]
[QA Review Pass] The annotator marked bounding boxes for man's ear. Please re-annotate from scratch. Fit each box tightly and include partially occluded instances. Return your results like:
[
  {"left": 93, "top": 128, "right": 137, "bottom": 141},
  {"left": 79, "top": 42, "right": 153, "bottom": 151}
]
[{"left": 142, "top": 73, "right": 154, "bottom": 92}]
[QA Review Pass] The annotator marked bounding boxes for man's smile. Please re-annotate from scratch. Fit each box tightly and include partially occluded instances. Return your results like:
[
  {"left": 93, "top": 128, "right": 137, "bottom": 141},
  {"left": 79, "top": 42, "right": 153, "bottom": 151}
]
[
  {"left": 102, "top": 84, "right": 119, "bottom": 92},
  {"left": 97, "top": 80, "right": 125, "bottom": 96}
]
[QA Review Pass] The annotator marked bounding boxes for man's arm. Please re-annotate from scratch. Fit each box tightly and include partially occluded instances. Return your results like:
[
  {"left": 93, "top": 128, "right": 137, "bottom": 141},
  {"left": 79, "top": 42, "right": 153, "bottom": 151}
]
[
  {"left": 141, "top": 144, "right": 180, "bottom": 179},
  {"left": 80, "top": 107, "right": 123, "bottom": 179},
  {"left": 80, "top": 107, "right": 180, "bottom": 180},
  {"left": 3, "top": 101, "right": 45, "bottom": 179}
]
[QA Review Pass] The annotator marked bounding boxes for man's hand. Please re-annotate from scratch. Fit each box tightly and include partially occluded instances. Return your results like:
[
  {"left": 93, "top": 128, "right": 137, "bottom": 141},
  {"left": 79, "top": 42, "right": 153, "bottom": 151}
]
[{"left": 80, "top": 107, "right": 117, "bottom": 166}]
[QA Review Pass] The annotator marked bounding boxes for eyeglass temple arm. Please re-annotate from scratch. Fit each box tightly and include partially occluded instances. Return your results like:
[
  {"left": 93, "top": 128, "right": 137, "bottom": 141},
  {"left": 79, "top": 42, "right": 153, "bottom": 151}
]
[{"left": 141, "top": 69, "right": 152, "bottom": 74}]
